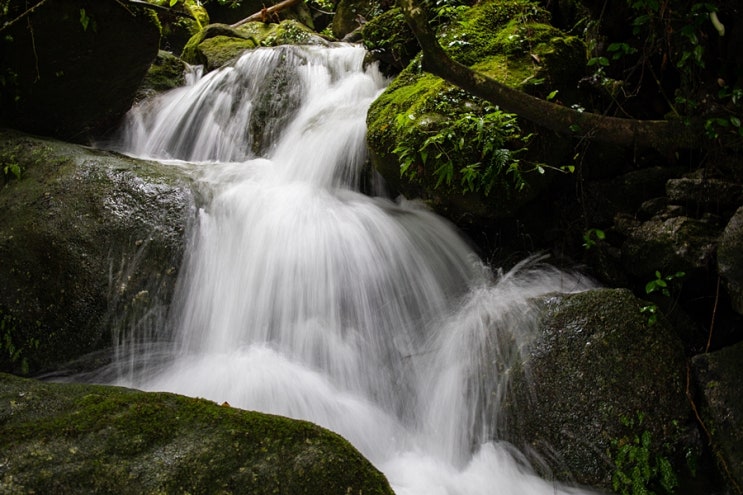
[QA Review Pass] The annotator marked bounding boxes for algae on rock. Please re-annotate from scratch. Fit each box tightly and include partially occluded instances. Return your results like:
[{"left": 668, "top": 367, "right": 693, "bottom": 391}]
[{"left": 0, "top": 373, "right": 395, "bottom": 495}]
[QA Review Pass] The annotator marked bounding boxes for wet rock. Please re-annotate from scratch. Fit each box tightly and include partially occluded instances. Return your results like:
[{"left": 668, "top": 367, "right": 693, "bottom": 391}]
[
  {"left": 0, "top": 373, "right": 394, "bottom": 495},
  {"left": 718, "top": 206, "right": 743, "bottom": 316},
  {"left": 666, "top": 177, "right": 743, "bottom": 215},
  {"left": 502, "top": 288, "right": 698, "bottom": 490},
  {"left": 619, "top": 214, "right": 719, "bottom": 280},
  {"left": 692, "top": 342, "right": 743, "bottom": 494},
  {"left": 0, "top": 129, "right": 195, "bottom": 376},
  {"left": 0, "top": 0, "right": 161, "bottom": 142},
  {"left": 135, "top": 50, "right": 189, "bottom": 101}
]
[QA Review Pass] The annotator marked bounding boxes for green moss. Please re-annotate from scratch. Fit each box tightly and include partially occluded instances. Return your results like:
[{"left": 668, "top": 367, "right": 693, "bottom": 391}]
[
  {"left": 0, "top": 373, "right": 394, "bottom": 495},
  {"left": 361, "top": 8, "right": 417, "bottom": 74}
]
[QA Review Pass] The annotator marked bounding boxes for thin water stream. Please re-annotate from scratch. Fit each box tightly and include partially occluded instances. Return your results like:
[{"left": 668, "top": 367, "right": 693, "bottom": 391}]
[{"left": 107, "top": 43, "right": 596, "bottom": 495}]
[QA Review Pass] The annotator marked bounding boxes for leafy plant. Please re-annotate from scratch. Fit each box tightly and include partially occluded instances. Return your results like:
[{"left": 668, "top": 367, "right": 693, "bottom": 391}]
[
  {"left": 1, "top": 310, "right": 40, "bottom": 375},
  {"left": 640, "top": 270, "right": 685, "bottom": 325},
  {"left": 2, "top": 160, "right": 21, "bottom": 181},
  {"left": 610, "top": 411, "right": 679, "bottom": 495},
  {"left": 645, "top": 270, "right": 685, "bottom": 298},
  {"left": 392, "top": 90, "right": 537, "bottom": 195},
  {"left": 582, "top": 227, "right": 605, "bottom": 249}
]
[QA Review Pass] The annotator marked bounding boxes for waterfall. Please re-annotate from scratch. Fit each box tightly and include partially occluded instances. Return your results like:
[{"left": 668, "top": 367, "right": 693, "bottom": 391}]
[{"left": 108, "top": 43, "right": 596, "bottom": 495}]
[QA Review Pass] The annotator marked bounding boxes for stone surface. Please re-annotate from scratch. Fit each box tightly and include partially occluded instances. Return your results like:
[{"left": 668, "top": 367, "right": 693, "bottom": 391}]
[
  {"left": 501, "top": 288, "right": 698, "bottom": 490},
  {"left": 718, "top": 206, "right": 743, "bottom": 316},
  {"left": 0, "top": 129, "right": 195, "bottom": 375},
  {"left": 692, "top": 342, "right": 743, "bottom": 494},
  {"left": 0, "top": 373, "right": 394, "bottom": 495}
]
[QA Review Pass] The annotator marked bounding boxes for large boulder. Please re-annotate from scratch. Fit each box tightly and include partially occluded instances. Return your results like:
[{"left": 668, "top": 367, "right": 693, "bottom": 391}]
[
  {"left": 0, "top": 129, "right": 195, "bottom": 376},
  {"left": 0, "top": 373, "right": 394, "bottom": 495},
  {"left": 501, "top": 288, "right": 700, "bottom": 491},
  {"left": 0, "top": 0, "right": 161, "bottom": 142}
]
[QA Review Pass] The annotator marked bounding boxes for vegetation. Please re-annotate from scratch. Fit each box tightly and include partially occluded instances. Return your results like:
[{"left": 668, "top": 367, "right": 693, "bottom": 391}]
[{"left": 609, "top": 412, "right": 679, "bottom": 495}]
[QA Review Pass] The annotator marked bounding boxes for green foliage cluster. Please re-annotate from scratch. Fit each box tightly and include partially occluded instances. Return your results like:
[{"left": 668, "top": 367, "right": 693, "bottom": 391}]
[
  {"left": 0, "top": 309, "right": 39, "bottom": 375},
  {"left": 640, "top": 270, "right": 685, "bottom": 325},
  {"left": 609, "top": 412, "right": 679, "bottom": 495},
  {"left": 586, "top": 0, "right": 742, "bottom": 143},
  {"left": 391, "top": 87, "right": 534, "bottom": 195}
]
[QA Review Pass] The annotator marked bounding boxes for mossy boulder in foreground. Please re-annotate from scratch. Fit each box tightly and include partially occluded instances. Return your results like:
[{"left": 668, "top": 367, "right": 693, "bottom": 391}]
[{"left": 0, "top": 373, "right": 394, "bottom": 494}]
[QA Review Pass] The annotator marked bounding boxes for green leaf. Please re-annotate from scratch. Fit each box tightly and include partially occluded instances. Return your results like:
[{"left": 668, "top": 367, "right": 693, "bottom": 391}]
[{"left": 79, "top": 8, "right": 89, "bottom": 31}]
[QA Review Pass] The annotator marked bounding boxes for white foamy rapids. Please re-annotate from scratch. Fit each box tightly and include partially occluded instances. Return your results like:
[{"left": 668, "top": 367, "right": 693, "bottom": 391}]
[{"left": 110, "top": 43, "right": 598, "bottom": 495}]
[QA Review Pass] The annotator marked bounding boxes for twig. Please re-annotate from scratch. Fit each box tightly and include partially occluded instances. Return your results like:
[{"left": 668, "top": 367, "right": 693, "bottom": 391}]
[
  {"left": 706, "top": 275, "right": 721, "bottom": 353},
  {"left": 230, "top": 0, "right": 301, "bottom": 27},
  {"left": 0, "top": 0, "right": 49, "bottom": 34}
]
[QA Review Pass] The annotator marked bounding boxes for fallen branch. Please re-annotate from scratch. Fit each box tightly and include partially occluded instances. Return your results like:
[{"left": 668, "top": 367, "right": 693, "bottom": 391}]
[
  {"left": 397, "top": 0, "right": 703, "bottom": 153},
  {"left": 231, "top": 0, "right": 301, "bottom": 27},
  {"left": 127, "top": 0, "right": 196, "bottom": 19}
]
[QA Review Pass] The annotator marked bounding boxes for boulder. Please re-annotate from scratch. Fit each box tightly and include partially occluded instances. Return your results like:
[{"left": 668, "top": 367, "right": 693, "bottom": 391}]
[
  {"left": 501, "top": 288, "right": 699, "bottom": 490},
  {"left": 619, "top": 214, "right": 719, "bottom": 280},
  {"left": 0, "top": 129, "right": 195, "bottom": 376},
  {"left": 718, "top": 206, "right": 743, "bottom": 316},
  {"left": 135, "top": 50, "right": 189, "bottom": 102},
  {"left": 0, "top": 373, "right": 394, "bottom": 495},
  {"left": 0, "top": 0, "right": 161, "bottom": 142},
  {"left": 181, "top": 21, "right": 328, "bottom": 71},
  {"left": 692, "top": 342, "right": 743, "bottom": 494}
]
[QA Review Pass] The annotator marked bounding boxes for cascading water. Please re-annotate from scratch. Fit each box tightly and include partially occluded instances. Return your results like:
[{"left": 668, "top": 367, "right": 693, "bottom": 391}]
[{"left": 107, "top": 43, "right": 597, "bottom": 495}]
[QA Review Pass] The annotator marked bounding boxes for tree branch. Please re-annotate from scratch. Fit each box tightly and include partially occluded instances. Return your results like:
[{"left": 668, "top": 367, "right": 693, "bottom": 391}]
[
  {"left": 231, "top": 0, "right": 301, "bottom": 27},
  {"left": 397, "top": 0, "right": 702, "bottom": 152}
]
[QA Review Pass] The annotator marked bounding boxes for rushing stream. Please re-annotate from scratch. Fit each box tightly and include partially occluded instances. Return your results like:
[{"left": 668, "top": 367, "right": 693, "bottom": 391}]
[{"left": 107, "top": 43, "right": 596, "bottom": 495}]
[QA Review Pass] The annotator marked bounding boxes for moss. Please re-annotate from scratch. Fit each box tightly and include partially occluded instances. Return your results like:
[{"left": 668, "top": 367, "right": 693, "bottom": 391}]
[
  {"left": 361, "top": 8, "right": 417, "bottom": 74},
  {"left": 182, "top": 20, "right": 325, "bottom": 71},
  {"left": 0, "top": 373, "right": 394, "bottom": 495}
]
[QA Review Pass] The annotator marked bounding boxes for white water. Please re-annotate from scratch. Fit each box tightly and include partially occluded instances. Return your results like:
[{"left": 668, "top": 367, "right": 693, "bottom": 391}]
[{"left": 108, "top": 44, "right": 597, "bottom": 494}]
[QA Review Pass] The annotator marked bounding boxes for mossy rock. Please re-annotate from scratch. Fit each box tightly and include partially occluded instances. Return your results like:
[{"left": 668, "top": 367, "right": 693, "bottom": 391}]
[
  {"left": 135, "top": 50, "right": 189, "bottom": 101},
  {"left": 149, "top": 0, "right": 210, "bottom": 54},
  {"left": 0, "top": 0, "right": 161, "bottom": 142},
  {"left": 361, "top": 7, "right": 417, "bottom": 75},
  {"left": 500, "top": 288, "right": 698, "bottom": 490},
  {"left": 0, "top": 129, "right": 195, "bottom": 376},
  {"left": 181, "top": 20, "right": 327, "bottom": 71},
  {"left": 181, "top": 23, "right": 260, "bottom": 69},
  {"left": 0, "top": 373, "right": 395, "bottom": 495},
  {"left": 366, "top": 0, "right": 584, "bottom": 224}
]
